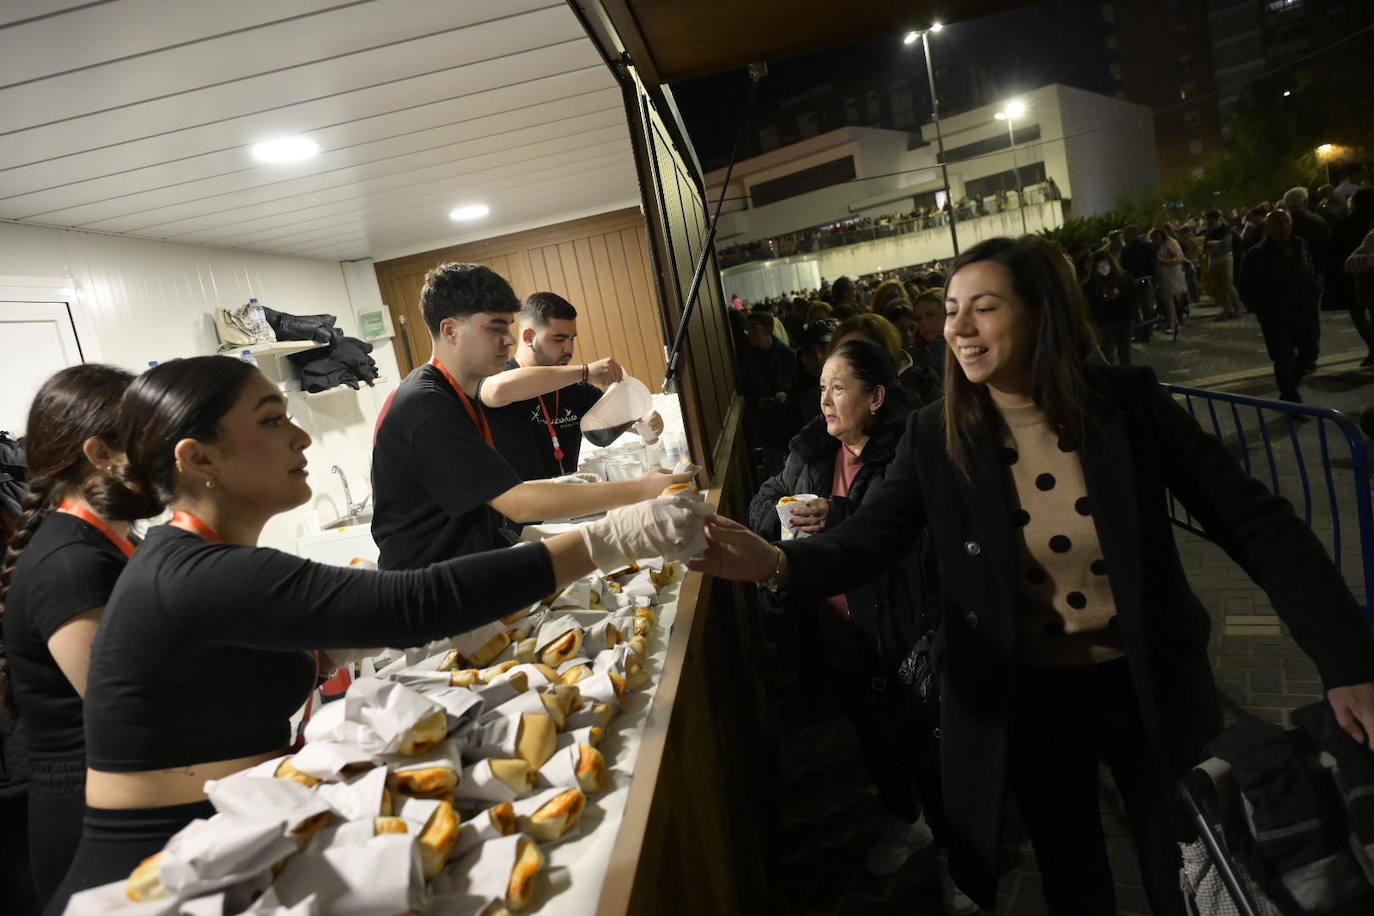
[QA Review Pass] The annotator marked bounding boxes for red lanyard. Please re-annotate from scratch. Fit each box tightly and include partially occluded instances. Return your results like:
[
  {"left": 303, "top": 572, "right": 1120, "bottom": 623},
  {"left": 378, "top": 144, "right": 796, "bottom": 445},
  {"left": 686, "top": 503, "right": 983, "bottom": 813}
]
[
  {"left": 430, "top": 358, "right": 493, "bottom": 447},
  {"left": 59, "top": 500, "right": 135, "bottom": 558},
  {"left": 537, "top": 390, "right": 565, "bottom": 469},
  {"left": 170, "top": 510, "right": 224, "bottom": 543},
  {"left": 172, "top": 509, "right": 321, "bottom": 748}
]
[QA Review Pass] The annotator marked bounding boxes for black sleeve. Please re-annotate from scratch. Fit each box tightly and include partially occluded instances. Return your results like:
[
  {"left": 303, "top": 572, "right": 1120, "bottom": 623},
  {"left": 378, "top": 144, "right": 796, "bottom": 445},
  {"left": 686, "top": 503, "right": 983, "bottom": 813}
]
[
  {"left": 26, "top": 546, "right": 124, "bottom": 640},
  {"left": 167, "top": 540, "right": 556, "bottom": 652},
  {"left": 1142, "top": 369, "right": 1374, "bottom": 687},
  {"left": 407, "top": 396, "right": 522, "bottom": 517},
  {"left": 780, "top": 411, "right": 929, "bottom": 595},
  {"left": 748, "top": 449, "right": 805, "bottom": 538}
]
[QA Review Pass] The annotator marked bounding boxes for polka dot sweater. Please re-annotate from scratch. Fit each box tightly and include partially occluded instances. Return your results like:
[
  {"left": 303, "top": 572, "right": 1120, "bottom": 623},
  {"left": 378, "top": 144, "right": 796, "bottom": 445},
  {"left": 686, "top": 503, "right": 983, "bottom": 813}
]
[{"left": 998, "top": 402, "right": 1125, "bottom": 667}]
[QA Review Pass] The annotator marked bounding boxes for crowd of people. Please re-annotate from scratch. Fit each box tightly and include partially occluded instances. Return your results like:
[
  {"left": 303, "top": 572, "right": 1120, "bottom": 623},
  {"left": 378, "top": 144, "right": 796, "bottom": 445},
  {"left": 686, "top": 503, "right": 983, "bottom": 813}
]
[
  {"left": 713, "top": 232, "right": 1374, "bottom": 915},
  {"left": 718, "top": 177, "right": 1062, "bottom": 267}
]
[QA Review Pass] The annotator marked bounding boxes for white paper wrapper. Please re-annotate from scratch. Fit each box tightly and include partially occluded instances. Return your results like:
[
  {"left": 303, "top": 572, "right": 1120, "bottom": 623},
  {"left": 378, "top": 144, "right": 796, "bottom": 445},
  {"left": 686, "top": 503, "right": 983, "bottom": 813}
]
[
  {"left": 269, "top": 833, "right": 425, "bottom": 916},
  {"left": 556, "top": 726, "right": 602, "bottom": 751},
  {"left": 465, "top": 714, "right": 521, "bottom": 762},
  {"left": 451, "top": 806, "right": 515, "bottom": 860},
  {"left": 302, "top": 678, "right": 442, "bottom": 756},
  {"left": 575, "top": 671, "right": 622, "bottom": 711},
  {"left": 533, "top": 616, "right": 581, "bottom": 655},
  {"left": 483, "top": 689, "right": 547, "bottom": 725},
  {"left": 555, "top": 657, "right": 593, "bottom": 679},
  {"left": 394, "top": 796, "right": 443, "bottom": 825},
  {"left": 452, "top": 620, "right": 512, "bottom": 664},
  {"left": 201, "top": 777, "right": 333, "bottom": 838},
  {"left": 591, "top": 646, "right": 634, "bottom": 680},
  {"left": 777, "top": 493, "right": 819, "bottom": 540},
  {"left": 564, "top": 704, "right": 615, "bottom": 730},
  {"left": 288, "top": 741, "right": 378, "bottom": 782},
  {"left": 549, "top": 581, "right": 593, "bottom": 610},
  {"left": 429, "top": 834, "right": 526, "bottom": 914},
  {"left": 502, "top": 663, "right": 554, "bottom": 691},
  {"left": 582, "top": 620, "right": 621, "bottom": 655},
  {"left": 619, "top": 569, "right": 657, "bottom": 600},
  {"left": 425, "top": 686, "right": 486, "bottom": 737},
  {"left": 316, "top": 766, "right": 390, "bottom": 822},
  {"left": 471, "top": 677, "right": 521, "bottom": 710},
  {"left": 538, "top": 743, "right": 585, "bottom": 790},
  {"left": 242, "top": 890, "right": 318, "bottom": 915},
  {"left": 385, "top": 669, "right": 456, "bottom": 694},
  {"left": 64, "top": 884, "right": 218, "bottom": 916},
  {"left": 453, "top": 759, "right": 531, "bottom": 804},
  {"left": 154, "top": 815, "right": 299, "bottom": 900}
]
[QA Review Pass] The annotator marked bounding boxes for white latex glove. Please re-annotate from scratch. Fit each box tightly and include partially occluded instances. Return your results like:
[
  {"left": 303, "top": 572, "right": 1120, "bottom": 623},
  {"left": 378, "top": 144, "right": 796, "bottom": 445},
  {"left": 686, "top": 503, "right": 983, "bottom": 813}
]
[
  {"left": 632, "top": 418, "right": 659, "bottom": 445},
  {"left": 549, "top": 472, "right": 602, "bottom": 484},
  {"left": 579, "top": 494, "right": 713, "bottom": 573}
]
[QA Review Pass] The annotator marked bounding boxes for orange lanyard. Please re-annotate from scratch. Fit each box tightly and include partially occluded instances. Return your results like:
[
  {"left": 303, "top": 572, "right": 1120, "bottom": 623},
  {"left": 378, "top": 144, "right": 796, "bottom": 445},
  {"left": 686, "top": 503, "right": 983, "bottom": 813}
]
[
  {"left": 59, "top": 500, "right": 135, "bottom": 558},
  {"left": 170, "top": 510, "right": 224, "bottom": 543},
  {"left": 172, "top": 508, "right": 321, "bottom": 748},
  {"left": 537, "top": 390, "right": 565, "bottom": 470},
  {"left": 430, "top": 358, "right": 493, "bottom": 447}
]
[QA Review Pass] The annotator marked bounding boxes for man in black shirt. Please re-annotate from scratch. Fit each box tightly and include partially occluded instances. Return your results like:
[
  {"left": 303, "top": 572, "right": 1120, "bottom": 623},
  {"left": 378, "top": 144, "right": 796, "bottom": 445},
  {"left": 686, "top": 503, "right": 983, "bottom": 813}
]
[
  {"left": 371, "top": 264, "right": 691, "bottom": 569},
  {"left": 1238, "top": 210, "right": 1321, "bottom": 403},
  {"left": 482, "top": 292, "right": 650, "bottom": 481}
]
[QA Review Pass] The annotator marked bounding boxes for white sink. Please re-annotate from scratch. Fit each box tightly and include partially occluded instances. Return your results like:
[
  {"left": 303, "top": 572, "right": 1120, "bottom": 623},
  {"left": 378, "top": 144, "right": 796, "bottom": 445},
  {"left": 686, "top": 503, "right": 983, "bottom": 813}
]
[{"left": 297, "top": 523, "right": 378, "bottom": 567}]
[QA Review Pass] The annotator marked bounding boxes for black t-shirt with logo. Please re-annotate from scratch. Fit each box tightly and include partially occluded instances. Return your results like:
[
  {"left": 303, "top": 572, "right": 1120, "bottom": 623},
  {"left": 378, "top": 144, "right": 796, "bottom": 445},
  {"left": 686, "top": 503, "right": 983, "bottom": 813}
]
[
  {"left": 371, "top": 363, "right": 522, "bottom": 569},
  {"left": 486, "top": 358, "right": 602, "bottom": 481}
]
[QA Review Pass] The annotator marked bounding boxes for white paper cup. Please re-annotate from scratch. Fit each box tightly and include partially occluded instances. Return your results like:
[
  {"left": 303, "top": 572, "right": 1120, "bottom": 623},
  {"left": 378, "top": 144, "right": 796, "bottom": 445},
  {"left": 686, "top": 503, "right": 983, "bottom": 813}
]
[{"left": 776, "top": 494, "right": 819, "bottom": 540}]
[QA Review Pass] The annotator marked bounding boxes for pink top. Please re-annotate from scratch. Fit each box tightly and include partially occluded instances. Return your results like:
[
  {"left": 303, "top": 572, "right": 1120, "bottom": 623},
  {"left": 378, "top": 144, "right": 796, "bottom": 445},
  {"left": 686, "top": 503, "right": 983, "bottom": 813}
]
[{"left": 820, "top": 445, "right": 865, "bottom": 666}]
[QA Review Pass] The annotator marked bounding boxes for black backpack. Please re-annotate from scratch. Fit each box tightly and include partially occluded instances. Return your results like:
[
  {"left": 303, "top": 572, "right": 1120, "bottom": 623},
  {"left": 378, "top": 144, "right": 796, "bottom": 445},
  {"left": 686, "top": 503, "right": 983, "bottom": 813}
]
[
  {"left": 0, "top": 431, "right": 24, "bottom": 531},
  {"left": 0, "top": 430, "right": 28, "bottom": 796}
]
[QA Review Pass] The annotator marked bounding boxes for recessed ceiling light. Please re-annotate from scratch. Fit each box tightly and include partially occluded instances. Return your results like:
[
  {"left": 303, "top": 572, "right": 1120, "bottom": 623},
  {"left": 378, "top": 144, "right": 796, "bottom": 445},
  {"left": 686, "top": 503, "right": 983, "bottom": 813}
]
[
  {"left": 250, "top": 136, "right": 321, "bottom": 164},
  {"left": 449, "top": 204, "right": 491, "bottom": 221}
]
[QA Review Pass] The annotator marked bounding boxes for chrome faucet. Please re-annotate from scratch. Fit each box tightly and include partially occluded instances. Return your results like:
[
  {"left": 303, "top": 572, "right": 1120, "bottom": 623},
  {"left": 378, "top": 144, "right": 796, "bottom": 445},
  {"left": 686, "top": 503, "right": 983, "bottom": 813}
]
[{"left": 331, "top": 465, "right": 370, "bottom": 518}]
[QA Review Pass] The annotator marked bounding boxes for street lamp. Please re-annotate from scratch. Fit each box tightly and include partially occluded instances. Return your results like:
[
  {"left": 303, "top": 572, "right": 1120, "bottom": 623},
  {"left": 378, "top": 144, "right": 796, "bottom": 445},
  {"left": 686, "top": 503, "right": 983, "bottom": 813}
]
[
  {"left": 1317, "top": 143, "right": 1335, "bottom": 184},
  {"left": 904, "top": 24, "right": 960, "bottom": 256},
  {"left": 995, "top": 99, "right": 1029, "bottom": 235}
]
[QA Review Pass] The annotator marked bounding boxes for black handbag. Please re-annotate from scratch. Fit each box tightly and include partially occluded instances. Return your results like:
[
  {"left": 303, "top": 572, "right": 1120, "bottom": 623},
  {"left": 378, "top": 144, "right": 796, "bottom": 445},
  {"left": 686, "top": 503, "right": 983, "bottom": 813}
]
[{"left": 261, "top": 307, "right": 340, "bottom": 344}]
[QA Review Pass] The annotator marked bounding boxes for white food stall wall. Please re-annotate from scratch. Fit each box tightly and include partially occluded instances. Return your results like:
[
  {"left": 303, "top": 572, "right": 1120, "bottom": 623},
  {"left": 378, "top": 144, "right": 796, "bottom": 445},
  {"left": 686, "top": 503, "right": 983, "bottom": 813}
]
[{"left": 0, "top": 222, "right": 401, "bottom": 553}]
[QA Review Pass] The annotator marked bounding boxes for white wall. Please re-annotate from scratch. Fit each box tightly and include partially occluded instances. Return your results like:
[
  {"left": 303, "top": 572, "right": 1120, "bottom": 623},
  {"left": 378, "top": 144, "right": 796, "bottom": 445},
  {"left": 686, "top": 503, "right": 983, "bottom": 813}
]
[
  {"left": 719, "top": 257, "right": 824, "bottom": 304},
  {"left": 1054, "top": 84, "right": 1159, "bottom": 215},
  {"left": 0, "top": 222, "right": 400, "bottom": 553},
  {"left": 721, "top": 201, "right": 1065, "bottom": 299}
]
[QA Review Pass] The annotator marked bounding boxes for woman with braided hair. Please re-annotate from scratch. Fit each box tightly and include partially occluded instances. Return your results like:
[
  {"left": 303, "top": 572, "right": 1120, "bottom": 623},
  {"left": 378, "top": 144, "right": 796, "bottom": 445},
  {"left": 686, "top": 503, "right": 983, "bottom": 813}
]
[{"left": 1, "top": 364, "right": 137, "bottom": 905}]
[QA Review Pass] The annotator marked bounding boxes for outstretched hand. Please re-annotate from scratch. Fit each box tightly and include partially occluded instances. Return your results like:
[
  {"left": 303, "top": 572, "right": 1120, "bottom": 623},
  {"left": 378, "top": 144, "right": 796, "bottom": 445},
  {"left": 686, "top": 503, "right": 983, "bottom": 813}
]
[
  {"left": 687, "top": 515, "right": 778, "bottom": 583},
  {"left": 1327, "top": 682, "right": 1374, "bottom": 751}
]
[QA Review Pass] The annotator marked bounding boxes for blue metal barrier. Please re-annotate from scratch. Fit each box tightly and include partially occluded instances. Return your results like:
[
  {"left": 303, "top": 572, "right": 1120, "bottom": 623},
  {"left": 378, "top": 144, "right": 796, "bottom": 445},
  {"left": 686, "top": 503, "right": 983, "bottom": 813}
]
[{"left": 1164, "top": 384, "right": 1374, "bottom": 628}]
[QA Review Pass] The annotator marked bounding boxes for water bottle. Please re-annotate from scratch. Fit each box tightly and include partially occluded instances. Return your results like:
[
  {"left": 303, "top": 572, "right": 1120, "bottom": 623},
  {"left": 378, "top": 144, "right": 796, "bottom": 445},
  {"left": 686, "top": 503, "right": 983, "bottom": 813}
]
[
  {"left": 247, "top": 298, "right": 272, "bottom": 345},
  {"left": 239, "top": 349, "right": 259, "bottom": 368}
]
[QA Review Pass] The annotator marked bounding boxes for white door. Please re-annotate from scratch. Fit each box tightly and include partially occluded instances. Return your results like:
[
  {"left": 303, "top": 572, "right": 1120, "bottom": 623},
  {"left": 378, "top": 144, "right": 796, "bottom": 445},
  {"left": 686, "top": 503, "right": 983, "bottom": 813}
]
[{"left": 0, "top": 300, "right": 84, "bottom": 436}]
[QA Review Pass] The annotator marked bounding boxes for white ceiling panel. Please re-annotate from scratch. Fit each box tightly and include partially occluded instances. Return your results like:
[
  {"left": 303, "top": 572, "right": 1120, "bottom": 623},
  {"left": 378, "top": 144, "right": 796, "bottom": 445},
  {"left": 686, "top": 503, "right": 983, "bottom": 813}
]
[{"left": 0, "top": 0, "right": 643, "bottom": 261}]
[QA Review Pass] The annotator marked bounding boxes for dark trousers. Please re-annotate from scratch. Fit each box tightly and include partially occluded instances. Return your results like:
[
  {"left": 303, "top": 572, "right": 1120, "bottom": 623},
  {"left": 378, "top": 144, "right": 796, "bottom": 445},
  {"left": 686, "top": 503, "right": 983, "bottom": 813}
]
[
  {"left": 1006, "top": 658, "right": 1186, "bottom": 916},
  {"left": 44, "top": 799, "right": 215, "bottom": 916},
  {"left": 28, "top": 756, "right": 86, "bottom": 904},
  {"left": 1098, "top": 320, "right": 1133, "bottom": 366},
  {"left": 833, "top": 671, "right": 945, "bottom": 838},
  {"left": 0, "top": 789, "right": 41, "bottom": 916},
  {"left": 1257, "top": 311, "right": 1320, "bottom": 402}
]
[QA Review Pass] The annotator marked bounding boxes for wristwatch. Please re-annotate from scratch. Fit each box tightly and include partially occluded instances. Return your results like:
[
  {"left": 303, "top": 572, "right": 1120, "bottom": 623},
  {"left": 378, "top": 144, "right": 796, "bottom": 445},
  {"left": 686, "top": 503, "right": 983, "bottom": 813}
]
[{"left": 765, "top": 545, "right": 789, "bottom": 593}]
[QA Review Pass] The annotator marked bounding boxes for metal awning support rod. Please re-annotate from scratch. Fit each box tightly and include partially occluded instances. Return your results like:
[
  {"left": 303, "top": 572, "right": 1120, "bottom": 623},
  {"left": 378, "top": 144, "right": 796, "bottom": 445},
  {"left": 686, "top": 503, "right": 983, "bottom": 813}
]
[{"left": 662, "top": 63, "right": 764, "bottom": 394}]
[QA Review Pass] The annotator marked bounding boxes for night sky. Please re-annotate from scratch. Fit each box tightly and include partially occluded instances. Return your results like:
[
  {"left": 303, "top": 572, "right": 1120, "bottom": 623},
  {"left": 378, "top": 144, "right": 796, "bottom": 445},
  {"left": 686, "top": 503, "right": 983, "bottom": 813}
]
[{"left": 673, "top": 0, "right": 1115, "bottom": 171}]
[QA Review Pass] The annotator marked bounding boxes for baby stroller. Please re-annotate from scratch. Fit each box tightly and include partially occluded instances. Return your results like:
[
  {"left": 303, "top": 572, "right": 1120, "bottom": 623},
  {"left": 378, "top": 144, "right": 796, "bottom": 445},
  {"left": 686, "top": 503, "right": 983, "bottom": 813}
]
[{"left": 1178, "top": 706, "right": 1374, "bottom": 915}]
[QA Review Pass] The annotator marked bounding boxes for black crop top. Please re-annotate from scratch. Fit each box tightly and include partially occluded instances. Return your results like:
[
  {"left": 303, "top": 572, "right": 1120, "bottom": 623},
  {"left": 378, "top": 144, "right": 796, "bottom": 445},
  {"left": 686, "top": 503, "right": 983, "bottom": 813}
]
[
  {"left": 3, "top": 512, "right": 127, "bottom": 759},
  {"left": 84, "top": 525, "right": 554, "bottom": 772}
]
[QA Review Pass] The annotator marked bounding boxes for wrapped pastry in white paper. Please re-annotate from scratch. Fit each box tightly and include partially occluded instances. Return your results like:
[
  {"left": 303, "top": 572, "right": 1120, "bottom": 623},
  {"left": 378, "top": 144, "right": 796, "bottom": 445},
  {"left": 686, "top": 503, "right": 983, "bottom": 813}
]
[
  {"left": 576, "top": 670, "right": 624, "bottom": 710},
  {"left": 453, "top": 758, "right": 536, "bottom": 804},
  {"left": 555, "top": 725, "right": 605, "bottom": 751},
  {"left": 466, "top": 712, "right": 556, "bottom": 769},
  {"left": 385, "top": 739, "right": 464, "bottom": 800},
  {"left": 429, "top": 833, "right": 543, "bottom": 915},
  {"left": 65, "top": 883, "right": 215, "bottom": 916},
  {"left": 593, "top": 646, "right": 646, "bottom": 690},
  {"left": 548, "top": 580, "right": 594, "bottom": 611},
  {"left": 485, "top": 689, "right": 562, "bottom": 730},
  {"left": 502, "top": 663, "right": 554, "bottom": 691},
  {"left": 451, "top": 801, "right": 519, "bottom": 859},
  {"left": 268, "top": 834, "right": 425, "bottom": 916},
  {"left": 532, "top": 616, "right": 583, "bottom": 668},
  {"left": 618, "top": 569, "right": 658, "bottom": 600},
  {"left": 302, "top": 678, "right": 447, "bottom": 757},
  {"left": 563, "top": 702, "right": 616, "bottom": 730},
  {"left": 287, "top": 742, "right": 377, "bottom": 782},
  {"left": 425, "top": 686, "right": 486, "bottom": 737},
  {"left": 555, "top": 658, "right": 593, "bottom": 687},
  {"left": 242, "top": 890, "right": 318, "bottom": 915},
  {"left": 581, "top": 619, "right": 622, "bottom": 655},
  {"left": 538, "top": 742, "right": 608, "bottom": 794},
  {"left": 512, "top": 786, "right": 587, "bottom": 843},
  {"left": 316, "top": 766, "right": 390, "bottom": 822},
  {"left": 122, "top": 815, "right": 299, "bottom": 904},
  {"left": 471, "top": 676, "right": 522, "bottom": 710},
  {"left": 201, "top": 777, "right": 333, "bottom": 841}
]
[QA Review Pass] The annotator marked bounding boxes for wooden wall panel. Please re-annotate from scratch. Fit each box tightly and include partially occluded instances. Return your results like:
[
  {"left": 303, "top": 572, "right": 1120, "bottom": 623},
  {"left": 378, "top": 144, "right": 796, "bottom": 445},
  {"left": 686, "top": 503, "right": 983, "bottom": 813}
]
[{"left": 372, "top": 208, "right": 667, "bottom": 387}]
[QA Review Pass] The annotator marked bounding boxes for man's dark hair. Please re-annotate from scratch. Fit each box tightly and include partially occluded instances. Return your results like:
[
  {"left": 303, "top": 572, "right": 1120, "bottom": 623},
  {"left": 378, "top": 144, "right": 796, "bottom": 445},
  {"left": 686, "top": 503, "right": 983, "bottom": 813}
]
[
  {"left": 521, "top": 291, "right": 577, "bottom": 327},
  {"left": 419, "top": 263, "right": 519, "bottom": 335},
  {"left": 744, "top": 311, "right": 774, "bottom": 332},
  {"left": 1204, "top": 209, "right": 1222, "bottom": 221}
]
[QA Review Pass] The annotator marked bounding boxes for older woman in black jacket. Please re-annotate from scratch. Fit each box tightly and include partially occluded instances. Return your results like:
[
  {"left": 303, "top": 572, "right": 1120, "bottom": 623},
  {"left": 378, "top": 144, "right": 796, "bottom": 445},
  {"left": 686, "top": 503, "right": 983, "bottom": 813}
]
[
  {"left": 746, "top": 341, "right": 972, "bottom": 913},
  {"left": 699, "top": 236, "right": 1374, "bottom": 916}
]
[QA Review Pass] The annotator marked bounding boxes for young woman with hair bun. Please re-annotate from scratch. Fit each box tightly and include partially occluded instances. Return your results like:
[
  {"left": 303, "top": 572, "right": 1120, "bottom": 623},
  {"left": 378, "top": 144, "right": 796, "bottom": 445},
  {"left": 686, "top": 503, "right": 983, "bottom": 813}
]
[
  {"left": 1, "top": 364, "right": 137, "bottom": 903},
  {"left": 47, "top": 356, "right": 702, "bottom": 910}
]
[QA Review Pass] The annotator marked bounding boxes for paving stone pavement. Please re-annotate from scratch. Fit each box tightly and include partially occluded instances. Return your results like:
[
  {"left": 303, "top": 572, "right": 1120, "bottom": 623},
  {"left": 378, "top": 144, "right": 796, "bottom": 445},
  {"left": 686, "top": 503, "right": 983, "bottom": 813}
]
[{"left": 762, "top": 301, "right": 1374, "bottom": 915}]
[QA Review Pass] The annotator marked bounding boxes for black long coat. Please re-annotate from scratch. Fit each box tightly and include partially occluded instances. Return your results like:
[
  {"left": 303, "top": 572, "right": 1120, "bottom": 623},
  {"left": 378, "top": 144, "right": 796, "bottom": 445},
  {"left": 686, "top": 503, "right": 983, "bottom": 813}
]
[{"left": 780, "top": 365, "right": 1374, "bottom": 908}]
